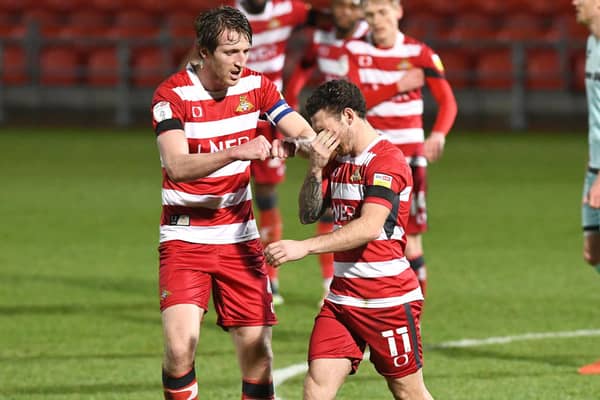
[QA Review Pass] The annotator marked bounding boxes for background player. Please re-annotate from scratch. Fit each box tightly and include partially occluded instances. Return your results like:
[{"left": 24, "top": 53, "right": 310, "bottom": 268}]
[
  {"left": 237, "top": 0, "right": 312, "bottom": 305},
  {"left": 265, "top": 79, "right": 433, "bottom": 400},
  {"left": 152, "top": 7, "right": 316, "bottom": 399},
  {"left": 344, "top": 0, "right": 457, "bottom": 297},
  {"left": 573, "top": 0, "right": 600, "bottom": 375}
]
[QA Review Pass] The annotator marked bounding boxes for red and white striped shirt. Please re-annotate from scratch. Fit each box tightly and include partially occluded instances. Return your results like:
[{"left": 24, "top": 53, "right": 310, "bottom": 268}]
[
  {"left": 323, "top": 136, "right": 423, "bottom": 308},
  {"left": 345, "top": 31, "right": 447, "bottom": 163},
  {"left": 311, "top": 20, "right": 369, "bottom": 82},
  {"left": 238, "top": 0, "right": 309, "bottom": 91},
  {"left": 151, "top": 65, "right": 292, "bottom": 244}
]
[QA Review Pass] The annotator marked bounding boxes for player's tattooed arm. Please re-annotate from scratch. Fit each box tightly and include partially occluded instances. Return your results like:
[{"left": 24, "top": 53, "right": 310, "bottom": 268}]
[{"left": 299, "top": 172, "right": 325, "bottom": 224}]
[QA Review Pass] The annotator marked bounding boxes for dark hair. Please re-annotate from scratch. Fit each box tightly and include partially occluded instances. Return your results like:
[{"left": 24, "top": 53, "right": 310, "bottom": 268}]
[
  {"left": 194, "top": 6, "right": 253, "bottom": 54},
  {"left": 305, "top": 79, "right": 367, "bottom": 120}
]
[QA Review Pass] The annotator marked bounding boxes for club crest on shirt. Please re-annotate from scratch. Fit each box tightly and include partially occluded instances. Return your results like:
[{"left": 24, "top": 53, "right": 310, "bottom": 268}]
[
  {"left": 236, "top": 96, "right": 255, "bottom": 113},
  {"left": 269, "top": 19, "right": 281, "bottom": 29},
  {"left": 373, "top": 173, "right": 393, "bottom": 188},
  {"left": 397, "top": 59, "right": 413, "bottom": 70},
  {"left": 350, "top": 169, "right": 361, "bottom": 182},
  {"left": 160, "top": 288, "right": 171, "bottom": 301}
]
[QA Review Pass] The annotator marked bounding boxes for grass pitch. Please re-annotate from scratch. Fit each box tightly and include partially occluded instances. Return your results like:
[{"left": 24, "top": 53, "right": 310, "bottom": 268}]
[{"left": 0, "top": 128, "right": 599, "bottom": 399}]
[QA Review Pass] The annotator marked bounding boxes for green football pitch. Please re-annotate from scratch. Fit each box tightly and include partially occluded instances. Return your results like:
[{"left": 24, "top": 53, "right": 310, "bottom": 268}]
[{"left": 1, "top": 127, "right": 600, "bottom": 399}]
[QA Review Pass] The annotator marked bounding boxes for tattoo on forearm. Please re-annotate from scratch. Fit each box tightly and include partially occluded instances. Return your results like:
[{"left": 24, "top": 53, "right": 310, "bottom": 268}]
[{"left": 299, "top": 175, "right": 323, "bottom": 224}]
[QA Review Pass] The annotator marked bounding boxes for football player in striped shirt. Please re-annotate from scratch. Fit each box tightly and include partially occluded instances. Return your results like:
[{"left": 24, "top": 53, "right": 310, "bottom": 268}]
[
  {"left": 574, "top": 0, "right": 600, "bottom": 376},
  {"left": 151, "top": 7, "right": 316, "bottom": 399},
  {"left": 344, "top": 0, "right": 457, "bottom": 298},
  {"left": 286, "top": 0, "right": 424, "bottom": 304},
  {"left": 181, "top": 0, "right": 313, "bottom": 305},
  {"left": 265, "top": 79, "right": 433, "bottom": 400}
]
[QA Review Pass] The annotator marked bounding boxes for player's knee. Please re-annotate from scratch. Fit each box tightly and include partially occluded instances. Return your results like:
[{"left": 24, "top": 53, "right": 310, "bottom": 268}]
[
  {"left": 164, "top": 336, "right": 198, "bottom": 369},
  {"left": 303, "top": 374, "right": 334, "bottom": 400}
]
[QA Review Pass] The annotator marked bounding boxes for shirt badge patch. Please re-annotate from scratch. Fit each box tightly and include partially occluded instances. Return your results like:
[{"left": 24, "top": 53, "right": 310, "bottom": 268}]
[
  {"left": 397, "top": 59, "right": 413, "bottom": 70},
  {"left": 269, "top": 19, "right": 281, "bottom": 29},
  {"left": 432, "top": 54, "right": 444, "bottom": 72},
  {"left": 153, "top": 101, "right": 172, "bottom": 122},
  {"left": 350, "top": 169, "right": 361, "bottom": 182},
  {"left": 236, "top": 96, "right": 255, "bottom": 113},
  {"left": 192, "top": 105, "right": 203, "bottom": 118},
  {"left": 373, "top": 173, "right": 393, "bottom": 188}
]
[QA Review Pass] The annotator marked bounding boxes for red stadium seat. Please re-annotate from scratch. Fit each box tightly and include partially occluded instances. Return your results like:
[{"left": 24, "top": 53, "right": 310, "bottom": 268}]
[
  {"left": 166, "top": 11, "right": 195, "bottom": 37},
  {"left": 131, "top": 47, "right": 174, "bottom": 88},
  {"left": 494, "top": 13, "right": 546, "bottom": 41},
  {"left": 0, "top": 0, "right": 32, "bottom": 13},
  {"left": 401, "top": 12, "right": 445, "bottom": 41},
  {"left": 89, "top": 0, "right": 133, "bottom": 12},
  {"left": 436, "top": 49, "right": 473, "bottom": 89},
  {"left": 40, "top": 47, "right": 81, "bottom": 86},
  {"left": 424, "top": 0, "right": 472, "bottom": 16},
  {"left": 0, "top": 24, "right": 26, "bottom": 39},
  {"left": 526, "top": 50, "right": 563, "bottom": 90},
  {"left": 42, "top": 0, "right": 85, "bottom": 13},
  {"left": 444, "top": 12, "right": 497, "bottom": 41},
  {"left": 86, "top": 48, "right": 120, "bottom": 87},
  {"left": 66, "top": 9, "right": 112, "bottom": 32},
  {"left": 1, "top": 46, "right": 28, "bottom": 85},
  {"left": 21, "top": 8, "right": 64, "bottom": 28},
  {"left": 475, "top": 48, "right": 513, "bottom": 89},
  {"left": 527, "top": 0, "right": 571, "bottom": 17},
  {"left": 104, "top": 9, "right": 160, "bottom": 40},
  {"left": 475, "top": 0, "right": 521, "bottom": 16},
  {"left": 114, "top": 9, "right": 157, "bottom": 28}
]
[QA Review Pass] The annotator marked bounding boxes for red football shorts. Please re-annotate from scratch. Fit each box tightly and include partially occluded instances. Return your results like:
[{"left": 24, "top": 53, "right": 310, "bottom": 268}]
[
  {"left": 158, "top": 239, "right": 277, "bottom": 328},
  {"left": 251, "top": 120, "right": 286, "bottom": 185},
  {"left": 308, "top": 300, "right": 423, "bottom": 379}
]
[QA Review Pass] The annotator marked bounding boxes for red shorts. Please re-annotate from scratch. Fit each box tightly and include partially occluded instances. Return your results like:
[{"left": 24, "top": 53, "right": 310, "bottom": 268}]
[
  {"left": 396, "top": 143, "right": 428, "bottom": 235},
  {"left": 308, "top": 300, "right": 423, "bottom": 379},
  {"left": 251, "top": 121, "right": 286, "bottom": 185},
  {"left": 158, "top": 239, "right": 277, "bottom": 328}
]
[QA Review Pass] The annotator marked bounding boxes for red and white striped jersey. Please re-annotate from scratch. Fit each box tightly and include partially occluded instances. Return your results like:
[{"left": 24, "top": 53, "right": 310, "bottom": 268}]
[
  {"left": 311, "top": 20, "right": 369, "bottom": 82},
  {"left": 345, "top": 31, "right": 446, "bottom": 161},
  {"left": 237, "top": 0, "right": 309, "bottom": 90},
  {"left": 323, "top": 136, "right": 423, "bottom": 308},
  {"left": 151, "top": 65, "right": 292, "bottom": 245}
]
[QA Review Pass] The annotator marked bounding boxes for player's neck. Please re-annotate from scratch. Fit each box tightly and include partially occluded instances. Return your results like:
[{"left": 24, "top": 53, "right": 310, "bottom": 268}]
[
  {"left": 372, "top": 31, "right": 397, "bottom": 49},
  {"left": 351, "top": 122, "right": 379, "bottom": 156},
  {"left": 336, "top": 22, "right": 358, "bottom": 40},
  {"left": 193, "top": 64, "right": 228, "bottom": 98}
]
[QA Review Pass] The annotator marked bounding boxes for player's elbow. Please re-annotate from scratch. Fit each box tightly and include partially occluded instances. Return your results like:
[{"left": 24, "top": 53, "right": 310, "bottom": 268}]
[
  {"left": 363, "top": 223, "right": 382, "bottom": 242},
  {"left": 163, "top": 163, "right": 189, "bottom": 183}
]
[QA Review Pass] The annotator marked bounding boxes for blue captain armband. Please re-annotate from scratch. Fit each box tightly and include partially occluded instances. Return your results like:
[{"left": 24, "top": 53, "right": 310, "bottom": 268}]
[{"left": 266, "top": 99, "right": 293, "bottom": 124}]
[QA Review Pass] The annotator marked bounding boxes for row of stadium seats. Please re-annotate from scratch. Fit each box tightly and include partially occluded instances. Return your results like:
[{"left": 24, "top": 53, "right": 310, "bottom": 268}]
[
  {"left": 2, "top": 44, "right": 586, "bottom": 91},
  {"left": 0, "top": 0, "right": 574, "bottom": 17},
  {"left": 0, "top": 9, "right": 587, "bottom": 47}
]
